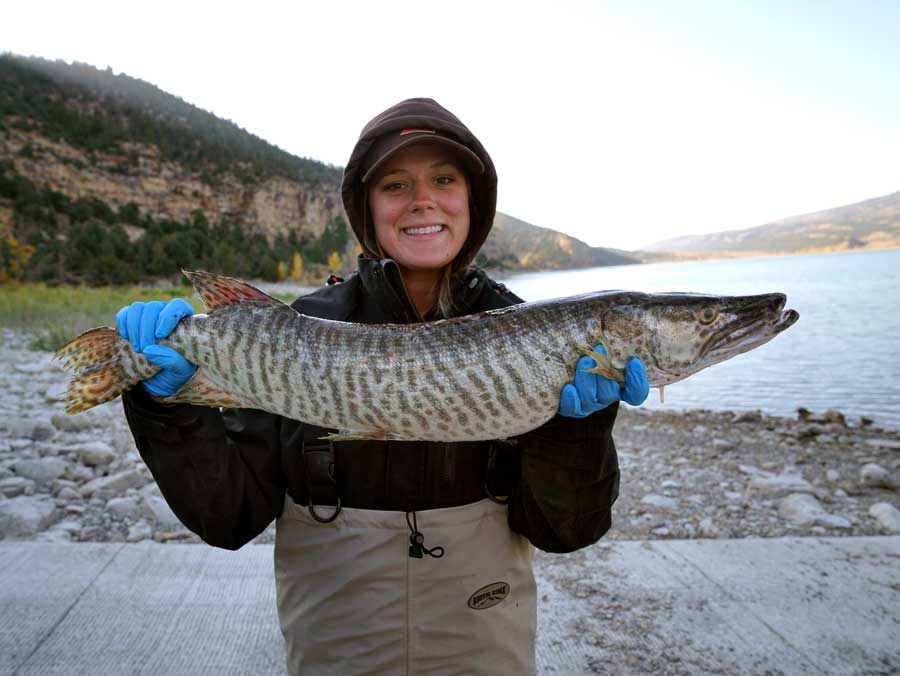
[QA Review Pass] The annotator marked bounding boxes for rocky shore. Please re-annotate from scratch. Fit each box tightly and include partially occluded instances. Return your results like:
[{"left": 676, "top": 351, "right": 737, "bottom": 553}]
[{"left": 2, "top": 329, "right": 899, "bottom": 544}]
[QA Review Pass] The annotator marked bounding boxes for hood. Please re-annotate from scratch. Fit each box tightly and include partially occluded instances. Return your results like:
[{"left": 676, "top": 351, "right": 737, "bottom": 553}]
[{"left": 341, "top": 98, "right": 498, "bottom": 271}]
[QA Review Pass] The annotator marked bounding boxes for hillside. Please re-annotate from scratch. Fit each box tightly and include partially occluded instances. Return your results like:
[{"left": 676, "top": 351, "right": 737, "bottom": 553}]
[
  {"left": 0, "top": 54, "right": 635, "bottom": 285},
  {"left": 643, "top": 190, "right": 900, "bottom": 257},
  {"left": 480, "top": 212, "right": 638, "bottom": 270}
]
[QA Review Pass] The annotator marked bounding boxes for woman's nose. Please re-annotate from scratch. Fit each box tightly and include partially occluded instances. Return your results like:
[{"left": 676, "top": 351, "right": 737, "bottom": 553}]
[{"left": 409, "top": 182, "right": 436, "bottom": 210}]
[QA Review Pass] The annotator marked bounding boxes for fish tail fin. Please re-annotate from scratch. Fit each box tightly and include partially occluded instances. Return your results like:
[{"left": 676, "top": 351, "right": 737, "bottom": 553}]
[
  {"left": 55, "top": 327, "right": 121, "bottom": 373},
  {"left": 54, "top": 327, "right": 156, "bottom": 414}
]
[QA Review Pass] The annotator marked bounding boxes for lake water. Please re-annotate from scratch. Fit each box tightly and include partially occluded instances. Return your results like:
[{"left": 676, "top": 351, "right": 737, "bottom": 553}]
[{"left": 501, "top": 249, "right": 900, "bottom": 428}]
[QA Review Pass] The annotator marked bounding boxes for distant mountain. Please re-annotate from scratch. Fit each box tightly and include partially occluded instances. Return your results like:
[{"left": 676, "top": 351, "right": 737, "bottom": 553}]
[
  {"left": 642, "top": 190, "right": 900, "bottom": 258},
  {"left": 479, "top": 212, "right": 638, "bottom": 271}
]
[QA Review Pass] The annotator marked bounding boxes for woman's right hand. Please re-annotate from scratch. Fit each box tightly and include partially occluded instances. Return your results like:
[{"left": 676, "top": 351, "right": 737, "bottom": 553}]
[{"left": 115, "top": 299, "right": 197, "bottom": 396}]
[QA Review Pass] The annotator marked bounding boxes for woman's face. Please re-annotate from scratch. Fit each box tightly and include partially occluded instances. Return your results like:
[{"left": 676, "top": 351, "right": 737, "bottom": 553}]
[{"left": 367, "top": 143, "right": 470, "bottom": 274}]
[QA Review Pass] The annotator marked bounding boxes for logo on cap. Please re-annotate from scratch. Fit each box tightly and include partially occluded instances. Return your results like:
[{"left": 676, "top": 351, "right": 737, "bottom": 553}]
[{"left": 399, "top": 128, "right": 436, "bottom": 136}]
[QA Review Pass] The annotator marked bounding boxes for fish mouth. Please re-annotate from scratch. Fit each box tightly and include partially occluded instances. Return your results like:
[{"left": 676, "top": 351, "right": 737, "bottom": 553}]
[{"left": 701, "top": 294, "right": 799, "bottom": 360}]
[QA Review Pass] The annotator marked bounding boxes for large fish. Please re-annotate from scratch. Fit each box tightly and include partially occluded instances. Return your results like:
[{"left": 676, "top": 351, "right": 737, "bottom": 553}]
[{"left": 55, "top": 270, "right": 799, "bottom": 442}]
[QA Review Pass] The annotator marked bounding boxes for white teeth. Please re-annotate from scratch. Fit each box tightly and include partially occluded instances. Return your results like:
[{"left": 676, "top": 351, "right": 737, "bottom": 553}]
[{"left": 403, "top": 225, "right": 444, "bottom": 235}]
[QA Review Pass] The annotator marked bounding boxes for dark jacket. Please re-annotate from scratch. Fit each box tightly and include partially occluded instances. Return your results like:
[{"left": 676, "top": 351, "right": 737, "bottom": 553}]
[{"left": 122, "top": 259, "right": 620, "bottom": 553}]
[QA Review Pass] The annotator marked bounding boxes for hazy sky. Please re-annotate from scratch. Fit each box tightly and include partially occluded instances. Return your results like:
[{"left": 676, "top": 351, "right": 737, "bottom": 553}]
[{"left": 4, "top": 0, "right": 900, "bottom": 250}]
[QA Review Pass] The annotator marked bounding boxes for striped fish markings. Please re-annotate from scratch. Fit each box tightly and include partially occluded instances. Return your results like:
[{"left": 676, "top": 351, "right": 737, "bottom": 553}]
[{"left": 55, "top": 271, "right": 799, "bottom": 442}]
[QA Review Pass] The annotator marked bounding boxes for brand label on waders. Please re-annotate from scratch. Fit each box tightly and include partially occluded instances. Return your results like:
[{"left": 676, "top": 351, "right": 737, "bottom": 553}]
[{"left": 467, "top": 581, "right": 510, "bottom": 610}]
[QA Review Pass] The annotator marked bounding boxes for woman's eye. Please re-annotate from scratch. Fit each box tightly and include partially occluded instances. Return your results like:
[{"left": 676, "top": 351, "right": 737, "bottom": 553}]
[
  {"left": 435, "top": 175, "right": 454, "bottom": 185},
  {"left": 382, "top": 181, "right": 405, "bottom": 192}
]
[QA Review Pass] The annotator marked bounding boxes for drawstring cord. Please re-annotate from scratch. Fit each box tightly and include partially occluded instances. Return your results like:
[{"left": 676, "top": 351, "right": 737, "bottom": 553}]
[{"left": 405, "top": 510, "right": 444, "bottom": 559}]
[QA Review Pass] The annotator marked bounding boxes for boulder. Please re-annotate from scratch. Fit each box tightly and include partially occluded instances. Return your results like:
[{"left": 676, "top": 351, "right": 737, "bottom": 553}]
[
  {"left": 14, "top": 359, "right": 52, "bottom": 374},
  {"left": 127, "top": 520, "right": 153, "bottom": 542},
  {"left": 698, "top": 516, "right": 721, "bottom": 538},
  {"left": 12, "top": 457, "right": 67, "bottom": 485},
  {"left": 778, "top": 493, "right": 851, "bottom": 529},
  {"left": 869, "top": 503, "right": 900, "bottom": 533},
  {"left": 0, "top": 496, "right": 57, "bottom": 536},
  {"left": 51, "top": 412, "right": 96, "bottom": 432},
  {"left": 3, "top": 417, "right": 55, "bottom": 441},
  {"left": 75, "top": 441, "right": 117, "bottom": 467},
  {"left": 640, "top": 494, "right": 679, "bottom": 512},
  {"left": 864, "top": 438, "right": 900, "bottom": 451},
  {"left": 749, "top": 468, "right": 814, "bottom": 497},
  {"left": 107, "top": 496, "right": 142, "bottom": 519},
  {"left": 0, "top": 476, "right": 35, "bottom": 498},
  {"left": 822, "top": 410, "right": 847, "bottom": 426},
  {"left": 859, "top": 463, "right": 894, "bottom": 489},
  {"left": 80, "top": 469, "right": 147, "bottom": 498},
  {"left": 142, "top": 495, "right": 181, "bottom": 527},
  {"left": 64, "top": 465, "right": 94, "bottom": 483},
  {"left": 56, "top": 486, "right": 82, "bottom": 501}
]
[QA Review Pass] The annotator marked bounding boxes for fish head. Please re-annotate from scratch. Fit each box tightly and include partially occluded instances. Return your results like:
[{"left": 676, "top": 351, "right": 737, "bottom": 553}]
[{"left": 598, "top": 292, "right": 799, "bottom": 386}]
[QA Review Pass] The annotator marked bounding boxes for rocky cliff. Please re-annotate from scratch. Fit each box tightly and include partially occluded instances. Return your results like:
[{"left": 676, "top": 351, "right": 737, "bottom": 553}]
[{"left": 2, "top": 126, "right": 341, "bottom": 244}]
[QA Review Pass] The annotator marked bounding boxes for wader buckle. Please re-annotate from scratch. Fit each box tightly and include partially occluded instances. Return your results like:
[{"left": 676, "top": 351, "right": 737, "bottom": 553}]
[
  {"left": 309, "top": 497, "right": 342, "bottom": 524},
  {"left": 302, "top": 440, "right": 342, "bottom": 523}
]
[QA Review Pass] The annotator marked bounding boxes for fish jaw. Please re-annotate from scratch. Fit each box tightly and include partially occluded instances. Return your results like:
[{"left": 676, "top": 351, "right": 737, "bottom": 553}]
[
  {"left": 594, "top": 292, "right": 799, "bottom": 388},
  {"left": 700, "top": 294, "right": 799, "bottom": 364}
]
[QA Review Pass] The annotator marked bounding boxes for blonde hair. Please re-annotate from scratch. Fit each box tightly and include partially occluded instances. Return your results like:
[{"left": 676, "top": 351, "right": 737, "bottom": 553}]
[{"left": 434, "top": 263, "right": 462, "bottom": 319}]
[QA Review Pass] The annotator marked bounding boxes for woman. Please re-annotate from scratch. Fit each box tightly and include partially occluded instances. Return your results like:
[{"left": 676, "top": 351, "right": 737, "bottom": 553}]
[{"left": 119, "top": 98, "right": 649, "bottom": 675}]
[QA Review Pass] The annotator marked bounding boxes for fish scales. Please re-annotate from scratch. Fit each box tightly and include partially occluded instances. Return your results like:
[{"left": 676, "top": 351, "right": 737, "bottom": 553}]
[{"left": 55, "top": 271, "right": 799, "bottom": 442}]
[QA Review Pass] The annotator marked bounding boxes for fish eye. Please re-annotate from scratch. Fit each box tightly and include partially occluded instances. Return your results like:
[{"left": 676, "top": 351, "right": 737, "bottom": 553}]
[{"left": 698, "top": 307, "right": 718, "bottom": 324}]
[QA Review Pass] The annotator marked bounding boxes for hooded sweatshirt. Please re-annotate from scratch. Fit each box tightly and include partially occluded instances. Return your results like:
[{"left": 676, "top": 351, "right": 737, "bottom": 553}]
[{"left": 341, "top": 97, "right": 498, "bottom": 271}]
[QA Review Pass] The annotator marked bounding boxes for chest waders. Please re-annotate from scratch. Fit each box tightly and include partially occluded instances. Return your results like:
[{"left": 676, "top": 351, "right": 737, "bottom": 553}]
[{"left": 274, "top": 497, "right": 537, "bottom": 676}]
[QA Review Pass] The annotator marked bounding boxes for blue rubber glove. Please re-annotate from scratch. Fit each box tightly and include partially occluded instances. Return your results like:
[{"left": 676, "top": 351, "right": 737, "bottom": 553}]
[
  {"left": 115, "top": 298, "right": 197, "bottom": 396},
  {"left": 558, "top": 345, "right": 650, "bottom": 418}
]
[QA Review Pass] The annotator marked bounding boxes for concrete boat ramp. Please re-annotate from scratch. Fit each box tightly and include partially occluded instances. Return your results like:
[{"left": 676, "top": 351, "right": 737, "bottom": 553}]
[{"left": 2, "top": 536, "right": 898, "bottom": 675}]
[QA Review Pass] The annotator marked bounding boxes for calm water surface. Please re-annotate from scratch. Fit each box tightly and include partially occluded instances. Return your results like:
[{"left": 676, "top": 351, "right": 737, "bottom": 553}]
[{"left": 501, "top": 249, "right": 900, "bottom": 428}]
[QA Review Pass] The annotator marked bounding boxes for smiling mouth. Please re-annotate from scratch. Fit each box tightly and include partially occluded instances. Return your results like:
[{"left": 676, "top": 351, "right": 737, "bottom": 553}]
[{"left": 403, "top": 224, "right": 445, "bottom": 235}]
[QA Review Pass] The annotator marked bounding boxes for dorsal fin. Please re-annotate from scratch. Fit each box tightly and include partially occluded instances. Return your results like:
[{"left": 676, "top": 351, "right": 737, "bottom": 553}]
[{"left": 182, "top": 270, "right": 283, "bottom": 311}]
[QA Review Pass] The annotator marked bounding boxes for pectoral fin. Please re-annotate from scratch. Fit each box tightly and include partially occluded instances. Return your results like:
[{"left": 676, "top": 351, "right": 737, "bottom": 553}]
[{"left": 578, "top": 344, "right": 625, "bottom": 383}]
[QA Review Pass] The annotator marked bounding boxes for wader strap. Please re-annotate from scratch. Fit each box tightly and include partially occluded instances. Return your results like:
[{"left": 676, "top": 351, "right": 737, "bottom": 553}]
[
  {"left": 485, "top": 443, "right": 510, "bottom": 505},
  {"left": 302, "top": 440, "right": 341, "bottom": 523}
]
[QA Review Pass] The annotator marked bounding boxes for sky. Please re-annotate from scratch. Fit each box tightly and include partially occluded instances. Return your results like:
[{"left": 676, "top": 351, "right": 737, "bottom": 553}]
[{"left": 3, "top": 0, "right": 900, "bottom": 250}]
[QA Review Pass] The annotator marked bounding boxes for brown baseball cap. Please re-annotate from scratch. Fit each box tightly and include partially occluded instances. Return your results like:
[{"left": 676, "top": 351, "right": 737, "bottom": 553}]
[{"left": 360, "top": 127, "right": 485, "bottom": 183}]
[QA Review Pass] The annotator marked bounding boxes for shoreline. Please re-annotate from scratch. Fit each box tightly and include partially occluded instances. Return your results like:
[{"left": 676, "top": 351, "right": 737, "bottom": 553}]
[{"left": 1, "top": 330, "right": 898, "bottom": 543}]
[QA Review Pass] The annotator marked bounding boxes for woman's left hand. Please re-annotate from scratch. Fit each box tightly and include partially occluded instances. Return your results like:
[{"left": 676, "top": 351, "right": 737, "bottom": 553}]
[{"left": 558, "top": 345, "right": 650, "bottom": 417}]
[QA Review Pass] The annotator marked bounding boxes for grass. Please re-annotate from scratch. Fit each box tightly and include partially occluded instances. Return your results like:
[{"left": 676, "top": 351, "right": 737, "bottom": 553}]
[{"left": 0, "top": 283, "right": 298, "bottom": 352}]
